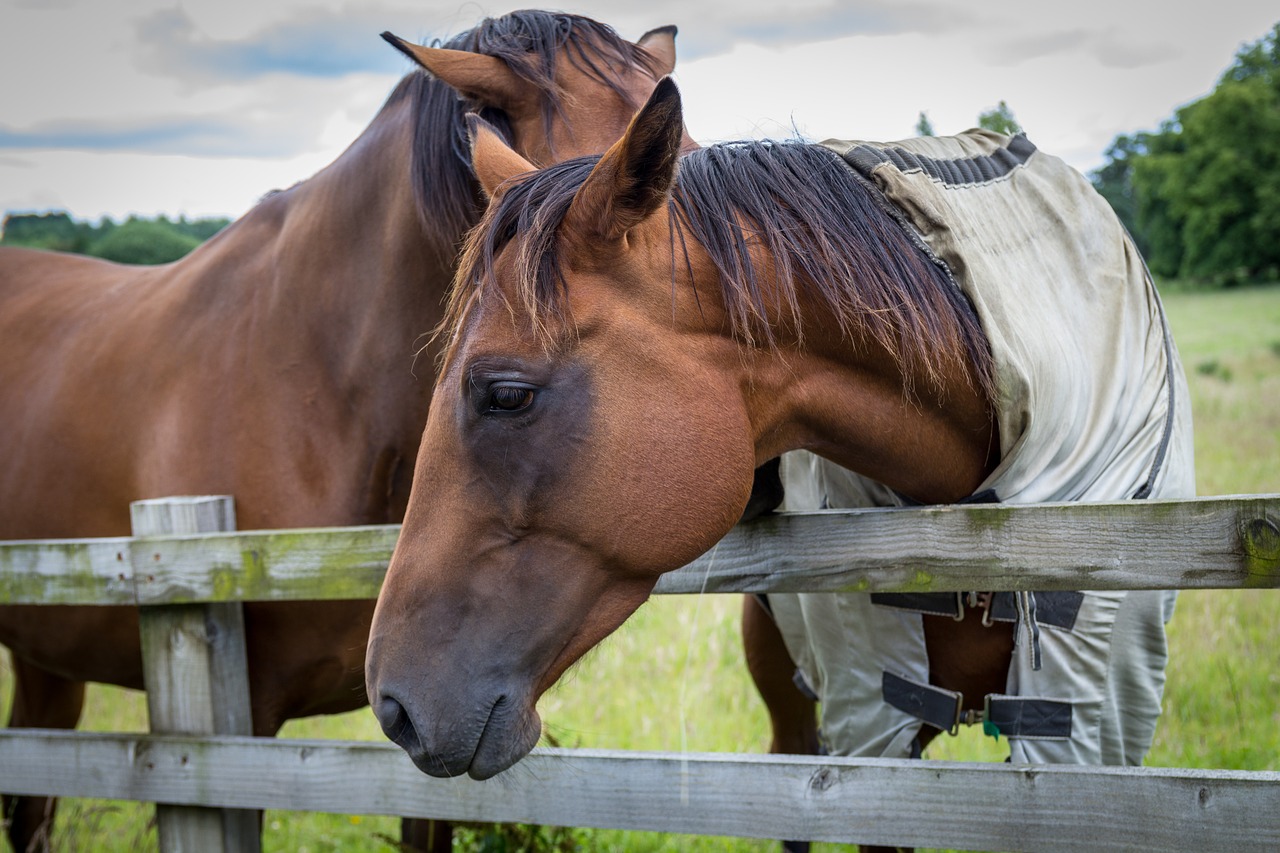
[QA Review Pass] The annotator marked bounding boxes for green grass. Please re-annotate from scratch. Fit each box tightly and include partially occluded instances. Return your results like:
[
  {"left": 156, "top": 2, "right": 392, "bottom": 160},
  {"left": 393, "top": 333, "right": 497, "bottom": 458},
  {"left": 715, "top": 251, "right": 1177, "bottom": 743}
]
[{"left": 3, "top": 284, "right": 1278, "bottom": 851}]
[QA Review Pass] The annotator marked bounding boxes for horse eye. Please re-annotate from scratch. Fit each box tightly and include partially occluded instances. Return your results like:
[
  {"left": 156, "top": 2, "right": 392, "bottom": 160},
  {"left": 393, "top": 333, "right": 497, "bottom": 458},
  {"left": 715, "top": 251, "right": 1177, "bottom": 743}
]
[{"left": 488, "top": 385, "right": 535, "bottom": 413}]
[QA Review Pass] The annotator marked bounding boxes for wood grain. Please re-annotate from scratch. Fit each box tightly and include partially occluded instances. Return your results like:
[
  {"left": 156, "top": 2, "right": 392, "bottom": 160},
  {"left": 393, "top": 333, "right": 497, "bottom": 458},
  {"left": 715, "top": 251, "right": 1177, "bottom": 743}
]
[{"left": 1, "top": 731, "right": 1276, "bottom": 852}]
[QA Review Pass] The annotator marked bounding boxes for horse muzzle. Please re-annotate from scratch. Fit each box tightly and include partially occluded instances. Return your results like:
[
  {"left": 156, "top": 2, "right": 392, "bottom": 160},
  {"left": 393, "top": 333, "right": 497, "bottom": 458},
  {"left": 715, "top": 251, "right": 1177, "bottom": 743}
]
[
  {"left": 371, "top": 675, "right": 542, "bottom": 779},
  {"left": 367, "top": 617, "right": 544, "bottom": 780}
]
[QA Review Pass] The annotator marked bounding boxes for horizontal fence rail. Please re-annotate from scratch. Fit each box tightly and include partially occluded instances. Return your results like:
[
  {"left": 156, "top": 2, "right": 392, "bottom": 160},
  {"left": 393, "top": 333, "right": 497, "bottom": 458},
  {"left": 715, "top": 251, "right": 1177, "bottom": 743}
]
[
  {"left": 3, "top": 731, "right": 1278, "bottom": 853},
  {"left": 2, "top": 494, "right": 1278, "bottom": 605}
]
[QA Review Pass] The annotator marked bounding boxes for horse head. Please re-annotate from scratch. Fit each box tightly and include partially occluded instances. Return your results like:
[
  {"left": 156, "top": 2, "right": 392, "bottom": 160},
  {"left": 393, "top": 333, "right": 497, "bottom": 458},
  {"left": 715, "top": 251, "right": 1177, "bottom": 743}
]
[
  {"left": 383, "top": 17, "right": 694, "bottom": 167},
  {"left": 365, "top": 80, "right": 760, "bottom": 779}
]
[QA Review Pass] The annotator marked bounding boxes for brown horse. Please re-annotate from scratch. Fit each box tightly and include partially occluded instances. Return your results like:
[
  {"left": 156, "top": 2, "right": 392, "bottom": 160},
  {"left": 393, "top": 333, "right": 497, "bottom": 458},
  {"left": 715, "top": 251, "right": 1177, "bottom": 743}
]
[
  {"left": 365, "top": 77, "right": 1193, "bottom": 847},
  {"left": 0, "top": 11, "right": 682, "bottom": 851}
]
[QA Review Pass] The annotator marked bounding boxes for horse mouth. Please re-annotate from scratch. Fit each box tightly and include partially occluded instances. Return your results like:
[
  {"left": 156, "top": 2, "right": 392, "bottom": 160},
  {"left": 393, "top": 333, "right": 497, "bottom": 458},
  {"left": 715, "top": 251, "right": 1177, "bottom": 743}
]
[
  {"left": 467, "top": 694, "right": 542, "bottom": 779},
  {"left": 376, "top": 688, "right": 540, "bottom": 780}
]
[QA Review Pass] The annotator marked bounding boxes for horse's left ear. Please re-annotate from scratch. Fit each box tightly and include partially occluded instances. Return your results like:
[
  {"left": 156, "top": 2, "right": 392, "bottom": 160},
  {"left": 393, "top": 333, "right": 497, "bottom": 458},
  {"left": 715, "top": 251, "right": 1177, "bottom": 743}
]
[
  {"left": 566, "top": 77, "right": 683, "bottom": 242},
  {"left": 467, "top": 114, "right": 535, "bottom": 199},
  {"left": 636, "top": 26, "right": 678, "bottom": 77},
  {"left": 382, "top": 32, "right": 531, "bottom": 110}
]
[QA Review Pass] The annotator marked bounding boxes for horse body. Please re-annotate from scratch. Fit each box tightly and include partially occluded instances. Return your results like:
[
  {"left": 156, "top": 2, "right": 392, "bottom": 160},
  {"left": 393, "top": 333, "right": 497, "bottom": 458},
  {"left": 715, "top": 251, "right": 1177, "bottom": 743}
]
[
  {"left": 2, "top": 11, "right": 678, "bottom": 849},
  {"left": 366, "top": 77, "right": 1191, "bottom": 799}
]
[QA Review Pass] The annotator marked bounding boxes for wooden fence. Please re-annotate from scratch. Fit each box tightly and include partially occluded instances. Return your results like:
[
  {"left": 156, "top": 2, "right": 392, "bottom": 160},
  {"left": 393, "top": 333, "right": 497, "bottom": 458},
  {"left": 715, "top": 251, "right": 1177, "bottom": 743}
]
[{"left": 2, "top": 494, "right": 1279, "bottom": 852}]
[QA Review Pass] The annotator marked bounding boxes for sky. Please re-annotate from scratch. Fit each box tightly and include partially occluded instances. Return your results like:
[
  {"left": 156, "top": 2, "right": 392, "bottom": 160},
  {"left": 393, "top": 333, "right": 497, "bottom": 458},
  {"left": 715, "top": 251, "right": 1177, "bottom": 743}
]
[{"left": 1, "top": 1, "right": 1276, "bottom": 224}]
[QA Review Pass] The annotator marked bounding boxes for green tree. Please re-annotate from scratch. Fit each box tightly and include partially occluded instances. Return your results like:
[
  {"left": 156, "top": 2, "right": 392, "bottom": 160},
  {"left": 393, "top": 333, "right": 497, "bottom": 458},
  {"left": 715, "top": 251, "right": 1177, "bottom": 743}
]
[
  {"left": 173, "top": 214, "right": 230, "bottom": 241},
  {"left": 1, "top": 212, "right": 95, "bottom": 253},
  {"left": 1127, "top": 124, "right": 1188, "bottom": 279},
  {"left": 1090, "top": 133, "right": 1147, "bottom": 254},
  {"left": 915, "top": 111, "right": 935, "bottom": 137},
  {"left": 977, "top": 100, "right": 1022, "bottom": 135},
  {"left": 1119, "top": 22, "right": 1280, "bottom": 283},
  {"left": 87, "top": 217, "right": 201, "bottom": 265}
]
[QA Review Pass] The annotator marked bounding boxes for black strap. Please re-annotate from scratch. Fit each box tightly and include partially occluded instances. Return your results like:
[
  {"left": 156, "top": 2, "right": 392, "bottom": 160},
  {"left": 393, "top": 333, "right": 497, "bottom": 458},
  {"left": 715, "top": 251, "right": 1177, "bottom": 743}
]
[
  {"left": 989, "top": 590, "right": 1083, "bottom": 630},
  {"left": 985, "top": 695, "right": 1072, "bottom": 739},
  {"left": 882, "top": 671, "right": 962, "bottom": 733},
  {"left": 871, "top": 590, "right": 1083, "bottom": 630},
  {"left": 870, "top": 592, "right": 963, "bottom": 619}
]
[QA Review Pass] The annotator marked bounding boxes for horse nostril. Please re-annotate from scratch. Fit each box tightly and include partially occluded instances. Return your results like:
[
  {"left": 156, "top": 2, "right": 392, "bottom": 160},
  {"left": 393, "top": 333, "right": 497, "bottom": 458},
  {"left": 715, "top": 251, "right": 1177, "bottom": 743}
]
[{"left": 374, "top": 693, "right": 417, "bottom": 750}]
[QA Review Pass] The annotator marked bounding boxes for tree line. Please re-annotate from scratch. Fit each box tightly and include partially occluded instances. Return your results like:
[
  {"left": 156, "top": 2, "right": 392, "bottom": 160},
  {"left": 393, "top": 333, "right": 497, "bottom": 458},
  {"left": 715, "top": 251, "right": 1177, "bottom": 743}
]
[
  {"left": 0, "top": 212, "right": 230, "bottom": 265},
  {"left": 1091, "top": 22, "right": 1280, "bottom": 286}
]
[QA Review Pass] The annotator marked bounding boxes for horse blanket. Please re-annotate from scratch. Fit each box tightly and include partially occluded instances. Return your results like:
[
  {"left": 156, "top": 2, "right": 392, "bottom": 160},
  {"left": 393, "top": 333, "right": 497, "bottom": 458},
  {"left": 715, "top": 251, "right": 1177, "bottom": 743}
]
[{"left": 769, "top": 129, "right": 1195, "bottom": 765}]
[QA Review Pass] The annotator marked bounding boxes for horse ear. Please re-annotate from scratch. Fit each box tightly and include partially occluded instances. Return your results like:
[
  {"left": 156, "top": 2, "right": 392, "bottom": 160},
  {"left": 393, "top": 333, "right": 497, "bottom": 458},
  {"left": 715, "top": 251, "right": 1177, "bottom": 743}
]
[
  {"left": 566, "top": 77, "right": 684, "bottom": 242},
  {"left": 382, "top": 32, "right": 529, "bottom": 110},
  {"left": 636, "top": 26, "right": 678, "bottom": 77},
  {"left": 467, "top": 114, "right": 535, "bottom": 199}
]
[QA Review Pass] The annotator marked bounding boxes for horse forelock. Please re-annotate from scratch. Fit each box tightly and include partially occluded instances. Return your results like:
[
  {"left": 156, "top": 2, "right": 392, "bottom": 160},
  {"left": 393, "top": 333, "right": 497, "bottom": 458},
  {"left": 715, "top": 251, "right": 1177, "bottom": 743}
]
[
  {"left": 404, "top": 12, "right": 663, "bottom": 263},
  {"left": 436, "top": 154, "right": 602, "bottom": 367}
]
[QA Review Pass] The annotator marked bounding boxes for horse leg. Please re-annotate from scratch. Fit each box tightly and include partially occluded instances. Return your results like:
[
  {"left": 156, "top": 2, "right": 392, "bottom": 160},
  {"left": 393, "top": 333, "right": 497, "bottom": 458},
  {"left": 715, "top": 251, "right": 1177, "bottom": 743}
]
[
  {"left": 741, "top": 595, "right": 818, "bottom": 853},
  {"left": 400, "top": 817, "right": 452, "bottom": 852},
  {"left": 3, "top": 657, "right": 86, "bottom": 853}
]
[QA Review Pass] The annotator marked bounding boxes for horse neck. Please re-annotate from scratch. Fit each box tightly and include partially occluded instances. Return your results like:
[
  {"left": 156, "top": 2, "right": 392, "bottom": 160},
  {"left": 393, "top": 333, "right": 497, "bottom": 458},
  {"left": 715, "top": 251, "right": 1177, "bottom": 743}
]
[
  {"left": 182, "top": 90, "right": 456, "bottom": 379},
  {"left": 729, "top": 261, "right": 998, "bottom": 505},
  {"left": 270, "top": 93, "right": 453, "bottom": 335}
]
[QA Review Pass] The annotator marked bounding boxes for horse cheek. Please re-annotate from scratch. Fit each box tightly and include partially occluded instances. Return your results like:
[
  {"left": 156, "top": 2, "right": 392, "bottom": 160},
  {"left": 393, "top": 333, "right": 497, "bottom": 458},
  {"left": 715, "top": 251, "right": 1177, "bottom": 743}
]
[{"left": 601, "top": 384, "right": 753, "bottom": 576}]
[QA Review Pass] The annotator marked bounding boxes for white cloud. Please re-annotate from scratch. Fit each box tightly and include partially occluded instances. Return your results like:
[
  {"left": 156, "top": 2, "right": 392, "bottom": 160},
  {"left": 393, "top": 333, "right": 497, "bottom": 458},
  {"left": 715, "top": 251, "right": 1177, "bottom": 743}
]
[{"left": 1, "top": 1, "right": 1275, "bottom": 221}]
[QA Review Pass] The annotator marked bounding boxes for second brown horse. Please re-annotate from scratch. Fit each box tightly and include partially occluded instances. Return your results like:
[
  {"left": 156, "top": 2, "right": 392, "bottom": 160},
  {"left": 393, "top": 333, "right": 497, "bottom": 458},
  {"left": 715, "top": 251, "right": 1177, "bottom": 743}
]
[{"left": 0, "top": 11, "right": 683, "bottom": 851}]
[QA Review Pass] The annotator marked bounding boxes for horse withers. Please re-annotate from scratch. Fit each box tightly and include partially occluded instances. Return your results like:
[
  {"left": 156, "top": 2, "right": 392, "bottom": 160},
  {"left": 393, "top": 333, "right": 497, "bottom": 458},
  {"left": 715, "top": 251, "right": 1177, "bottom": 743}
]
[
  {"left": 0, "top": 12, "right": 684, "bottom": 852},
  {"left": 365, "top": 76, "right": 1193, "bottom": 844}
]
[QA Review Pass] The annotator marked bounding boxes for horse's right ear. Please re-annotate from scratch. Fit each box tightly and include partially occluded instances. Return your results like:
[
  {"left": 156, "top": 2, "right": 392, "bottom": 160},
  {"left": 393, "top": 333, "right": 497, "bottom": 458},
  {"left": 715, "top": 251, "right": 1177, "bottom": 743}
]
[
  {"left": 566, "top": 77, "right": 684, "bottom": 242},
  {"left": 382, "top": 32, "right": 530, "bottom": 111},
  {"left": 467, "top": 114, "right": 535, "bottom": 199},
  {"left": 636, "top": 25, "right": 678, "bottom": 77}
]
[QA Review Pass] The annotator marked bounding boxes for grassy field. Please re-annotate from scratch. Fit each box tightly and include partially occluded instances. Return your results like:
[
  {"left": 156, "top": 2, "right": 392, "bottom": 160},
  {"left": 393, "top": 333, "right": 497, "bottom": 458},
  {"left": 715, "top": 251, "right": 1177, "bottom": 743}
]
[{"left": 2, "top": 283, "right": 1278, "bottom": 851}]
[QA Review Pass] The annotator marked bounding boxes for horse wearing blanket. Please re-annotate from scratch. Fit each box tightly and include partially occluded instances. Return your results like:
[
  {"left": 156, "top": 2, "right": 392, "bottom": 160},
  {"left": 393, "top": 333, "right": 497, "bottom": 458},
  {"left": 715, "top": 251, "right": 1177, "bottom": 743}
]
[{"left": 365, "top": 80, "right": 1194, "bottom": 829}]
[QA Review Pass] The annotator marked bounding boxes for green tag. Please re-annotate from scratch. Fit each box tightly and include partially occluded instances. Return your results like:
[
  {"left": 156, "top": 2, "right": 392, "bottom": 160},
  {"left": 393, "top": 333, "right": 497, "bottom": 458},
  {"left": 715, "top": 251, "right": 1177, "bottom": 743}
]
[{"left": 983, "top": 719, "right": 1001, "bottom": 741}]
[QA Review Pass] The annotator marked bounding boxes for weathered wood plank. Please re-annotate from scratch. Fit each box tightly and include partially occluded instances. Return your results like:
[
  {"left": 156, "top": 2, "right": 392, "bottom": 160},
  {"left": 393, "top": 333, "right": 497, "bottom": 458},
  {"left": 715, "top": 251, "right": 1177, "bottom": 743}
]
[
  {"left": 658, "top": 493, "right": 1280, "bottom": 594},
  {"left": 0, "top": 535, "right": 135, "bottom": 604},
  {"left": 1, "top": 731, "right": 1276, "bottom": 852},
  {"left": 133, "top": 497, "right": 259, "bottom": 853},
  {"left": 2, "top": 496, "right": 1277, "bottom": 604},
  {"left": 129, "top": 523, "right": 399, "bottom": 605}
]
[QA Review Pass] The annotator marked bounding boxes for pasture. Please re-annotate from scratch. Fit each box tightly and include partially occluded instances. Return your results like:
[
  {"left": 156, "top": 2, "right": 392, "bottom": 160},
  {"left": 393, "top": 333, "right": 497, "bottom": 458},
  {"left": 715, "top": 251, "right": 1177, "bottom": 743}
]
[{"left": 2, "top": 282, "right": 1278, "bottom": 851}]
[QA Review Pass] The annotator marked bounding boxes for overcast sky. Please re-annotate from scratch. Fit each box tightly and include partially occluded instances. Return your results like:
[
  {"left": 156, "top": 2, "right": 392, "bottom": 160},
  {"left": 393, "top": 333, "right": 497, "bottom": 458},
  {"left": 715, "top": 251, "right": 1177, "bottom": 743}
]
[{"left": 2, "top": 1, "right": 1276, "bottom": 223}]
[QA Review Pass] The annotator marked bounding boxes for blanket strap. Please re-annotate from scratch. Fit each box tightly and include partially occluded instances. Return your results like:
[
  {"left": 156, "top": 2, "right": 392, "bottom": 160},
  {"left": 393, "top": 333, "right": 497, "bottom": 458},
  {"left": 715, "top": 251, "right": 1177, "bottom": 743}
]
[{"left": 882, "top": 671, "right": 1072, "bottom": 739}]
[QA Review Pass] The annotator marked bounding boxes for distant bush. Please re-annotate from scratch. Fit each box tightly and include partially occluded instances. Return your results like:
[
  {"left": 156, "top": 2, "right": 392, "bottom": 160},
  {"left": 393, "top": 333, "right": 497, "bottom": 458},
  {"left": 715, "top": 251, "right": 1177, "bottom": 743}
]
[
  {"left": 0, "top": 211, "right": 96, "bottom": 253},
  {"left": 2, "top": 211, "right": 229, "bottom": 265},
  {"left": 87, "top": 219, "right": 202, "bottom": 265}
]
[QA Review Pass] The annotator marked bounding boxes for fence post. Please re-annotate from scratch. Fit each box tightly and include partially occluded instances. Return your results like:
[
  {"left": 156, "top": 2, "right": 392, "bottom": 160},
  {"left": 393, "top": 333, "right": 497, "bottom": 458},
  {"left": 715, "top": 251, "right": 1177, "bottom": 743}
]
[{"left": 131, "top": 496, "right": 260, "bottom": 853}]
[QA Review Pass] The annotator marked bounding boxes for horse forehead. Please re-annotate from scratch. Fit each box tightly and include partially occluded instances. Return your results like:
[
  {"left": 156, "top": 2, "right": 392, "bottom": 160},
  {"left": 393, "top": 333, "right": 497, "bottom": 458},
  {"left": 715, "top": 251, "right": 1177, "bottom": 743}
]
[
  {"left": 549, "top": 46, "right": 657, "bottom": 136},
  {"left": 450, "top": 284, "right": 548, "bottom": 365}
]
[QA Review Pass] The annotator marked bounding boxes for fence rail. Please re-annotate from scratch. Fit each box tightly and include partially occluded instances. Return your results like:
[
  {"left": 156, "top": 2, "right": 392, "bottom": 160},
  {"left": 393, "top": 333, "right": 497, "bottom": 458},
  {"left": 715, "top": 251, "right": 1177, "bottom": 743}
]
[
  {"left": 2, "top": 493, "right": 1279, "bottom": 852},
  {"left": 3, "top": 494, "right": 1278, "bottom": 604},
  {"left": 3, "top": 731, "right": 1278, "bottom": 852}
]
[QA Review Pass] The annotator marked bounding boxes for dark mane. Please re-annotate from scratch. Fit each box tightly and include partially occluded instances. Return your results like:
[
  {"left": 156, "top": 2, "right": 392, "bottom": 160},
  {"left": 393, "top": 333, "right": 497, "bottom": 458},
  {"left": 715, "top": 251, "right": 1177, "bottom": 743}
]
[
  {"left": 395, "top": 10, "right": 664, "bottom": 262},
  {"left": 451, "top": 140, "right": 997, "bottom": 399}
]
